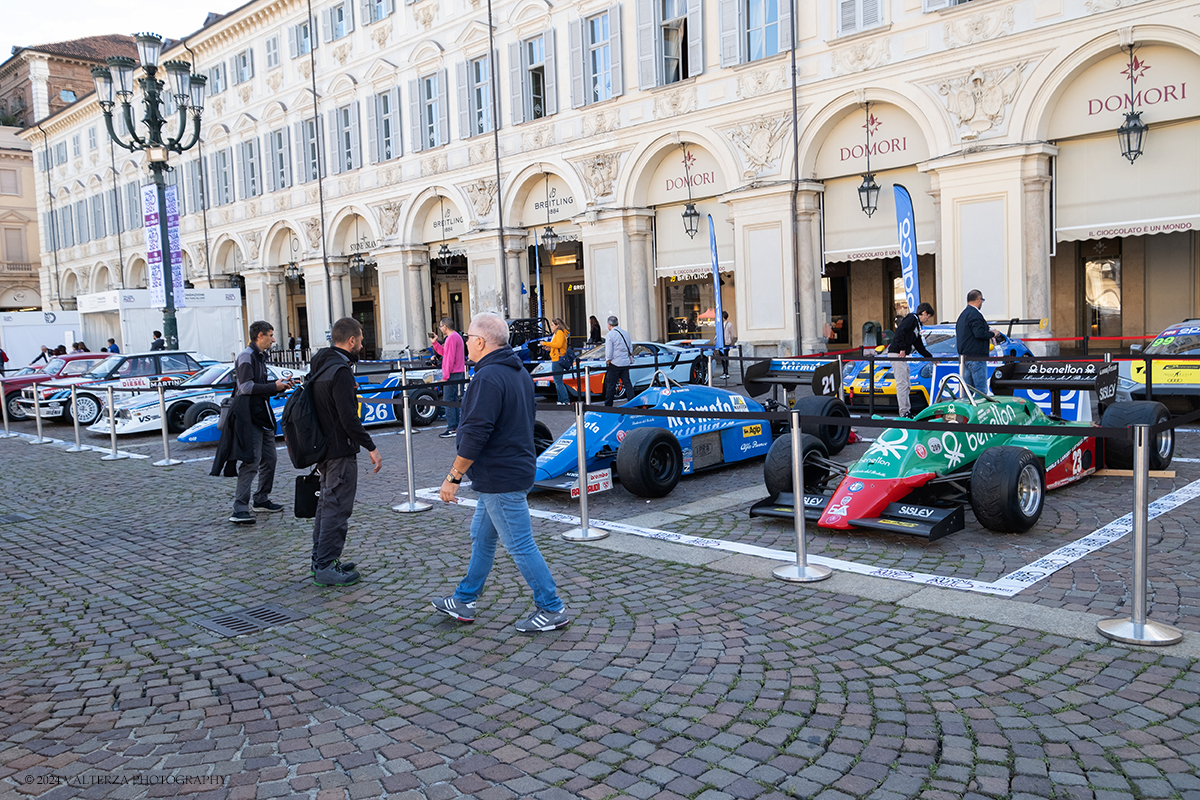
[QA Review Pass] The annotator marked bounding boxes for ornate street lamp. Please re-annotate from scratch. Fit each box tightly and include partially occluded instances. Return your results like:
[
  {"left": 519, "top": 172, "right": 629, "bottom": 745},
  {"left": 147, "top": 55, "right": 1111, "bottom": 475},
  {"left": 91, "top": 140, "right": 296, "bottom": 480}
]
[
  {"left": 1118, "top": 45, "right": 1148, "bottom": 164},
  {"left": 434, "top": 194, "right": 454, "bottom": 266},
  {"left": 348, "top": 217, "right": 376, "bottom": 274},
  {"left": 858, "top": 102, "right": 880, "bottom": 217},
  {"left": 540, "top": 173, "right": 559, "bottom": 253},
  {"left": 91, "top": 32, "right": 206, "bottom": 348},
  {"left": 680, "top": 142, "right": 700, "bottom": 238}
]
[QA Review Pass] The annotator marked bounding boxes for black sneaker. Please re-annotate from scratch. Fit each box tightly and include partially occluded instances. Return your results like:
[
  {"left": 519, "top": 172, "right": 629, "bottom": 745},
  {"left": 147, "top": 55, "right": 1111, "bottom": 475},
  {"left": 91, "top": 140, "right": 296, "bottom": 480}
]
[
  {"left": 313, "top": 562, "right": 360, "bottom": 587},
  {"left": 515, "top": 608, "right": 571, "bottom": 632},
  {"left": 229, "top": 511, "right": 255, "bottom": 524},
  {"left": 253, "top": 500, "right": 284, "bottom": 512},
  {"left": 438, "top": 429, "right": 456, "bottom": 439},
  {"left": 431, "top": 596, "right": 476, "bottom": 623},
  {"left": 309, "top": 558, "right": 358, "bottom": 576}
]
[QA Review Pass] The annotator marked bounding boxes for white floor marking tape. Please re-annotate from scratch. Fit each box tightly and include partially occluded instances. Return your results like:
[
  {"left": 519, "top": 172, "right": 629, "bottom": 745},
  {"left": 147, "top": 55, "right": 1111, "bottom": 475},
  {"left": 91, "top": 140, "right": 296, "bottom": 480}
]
[
  {"left": 1172, "top": 457, "right": 1200, "bottom": 462},
  {"left": 417, "top": 476, "right": 1200, "bottom": 597},
  {"left": 4, "top": 431, "right": 149, "bottom": 459},
  {"left": 175, "top": 425, "right": 442, "bottom": 464}
]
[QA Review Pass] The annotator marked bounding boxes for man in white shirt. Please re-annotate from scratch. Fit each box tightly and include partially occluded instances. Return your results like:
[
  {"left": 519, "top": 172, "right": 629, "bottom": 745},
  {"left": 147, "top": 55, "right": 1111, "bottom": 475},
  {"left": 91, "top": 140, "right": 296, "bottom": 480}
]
[
  {"left": 603, "top": 315, "right": 633, "bottom": 406},
  {"left": 720, "top": 311, "right": 736, "bottom": 378}
]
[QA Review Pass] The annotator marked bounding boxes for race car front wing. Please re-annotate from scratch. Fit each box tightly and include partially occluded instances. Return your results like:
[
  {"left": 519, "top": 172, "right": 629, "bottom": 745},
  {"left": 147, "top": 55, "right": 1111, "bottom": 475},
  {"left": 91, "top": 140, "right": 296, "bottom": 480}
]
[{"left": 749, "top": 493, "right": 965, "bottom": 541}]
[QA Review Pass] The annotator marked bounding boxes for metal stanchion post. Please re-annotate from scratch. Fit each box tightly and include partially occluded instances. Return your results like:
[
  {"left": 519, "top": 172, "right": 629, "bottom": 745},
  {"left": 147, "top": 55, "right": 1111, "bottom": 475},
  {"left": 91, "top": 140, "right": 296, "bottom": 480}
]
[
  {"left": 0, "top": 377, "right": 18, "bottom": 439},
  {"left": 29, "top": 381, "right": 50, "bottom": 445},
  {"left": 152, "top": 385, "right": 182, "bottom": 466},
  {"left": 837, "top": 356, "right": 844, "bottom": 402},
  {"left": 707, "top": 353, "right": 714, "bottom": 387},
  {"left": 1097, "top": 424, "right": 1183, "bottom": 645},
  {"left": 959, "top": 355, "right": 967, "bottom": 398},
  {"left": 65, "top": 384, "right": 87, "bottom": 452},
  {"left": 868, "top": 353, "right": 875, "bottom": 416},
  {"left": 774, "top": 409, "right": 831, "bottom": 583},
  {"left": 393, "top": 370, "right": 431, "bottom": 513},
  {"left": 584, "top": 365, "right": 591, "bottom": 406},
  {"left": 100, "top": 386, "right": 128, "bottom": 460},
  {"left": 562, "top": 399, "right": 608, "bottom": 541}
]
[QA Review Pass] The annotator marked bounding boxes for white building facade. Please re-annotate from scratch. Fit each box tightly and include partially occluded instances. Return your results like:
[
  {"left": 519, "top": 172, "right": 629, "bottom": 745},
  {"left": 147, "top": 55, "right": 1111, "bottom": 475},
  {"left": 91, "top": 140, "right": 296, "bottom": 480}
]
[{"left": 20, "top": 0, "right": 1200, "bottom": 356}]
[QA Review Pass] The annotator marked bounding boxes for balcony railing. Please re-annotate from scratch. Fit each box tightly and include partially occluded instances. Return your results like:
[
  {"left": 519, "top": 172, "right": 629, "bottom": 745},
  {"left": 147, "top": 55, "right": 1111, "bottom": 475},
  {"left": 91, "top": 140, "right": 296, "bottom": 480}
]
[{"left": 0, "top": 262, "right": 35, "bottom": 274}]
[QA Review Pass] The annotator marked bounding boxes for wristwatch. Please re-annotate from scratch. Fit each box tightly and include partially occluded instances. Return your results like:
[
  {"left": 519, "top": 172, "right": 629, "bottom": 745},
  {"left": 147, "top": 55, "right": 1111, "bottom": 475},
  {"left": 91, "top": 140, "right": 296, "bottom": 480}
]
[{"left": 447, "top": 467, "right": 463, "bottom": 484}]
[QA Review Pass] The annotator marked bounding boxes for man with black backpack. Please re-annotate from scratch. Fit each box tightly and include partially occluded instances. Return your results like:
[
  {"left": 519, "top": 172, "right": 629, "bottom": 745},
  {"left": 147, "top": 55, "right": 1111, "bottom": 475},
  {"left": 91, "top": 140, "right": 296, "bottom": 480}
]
[{"left": 307, "top": 317, "right": 382, "bottom": 587}]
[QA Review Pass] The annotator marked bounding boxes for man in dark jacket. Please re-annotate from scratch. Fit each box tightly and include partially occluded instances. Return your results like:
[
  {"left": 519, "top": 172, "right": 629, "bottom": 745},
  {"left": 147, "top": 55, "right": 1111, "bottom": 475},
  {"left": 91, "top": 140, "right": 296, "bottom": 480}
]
[
  {"left": 434, "top": 312, "right": 570, "bottom": 633},
  {"left": 956, "top": 290, "right": 997, "bottom": 394},
  {"left": 889, "top": 302, "right": 934, "bottom": 418},
  {"left": 309, "top": 317, "right": 383, "bottom": 587},
  {"left": 226, "top": 320, "right": 296, "bottom": 524},
  {"left": 150, "top": 331, "right": 166, "bottom": 351}
]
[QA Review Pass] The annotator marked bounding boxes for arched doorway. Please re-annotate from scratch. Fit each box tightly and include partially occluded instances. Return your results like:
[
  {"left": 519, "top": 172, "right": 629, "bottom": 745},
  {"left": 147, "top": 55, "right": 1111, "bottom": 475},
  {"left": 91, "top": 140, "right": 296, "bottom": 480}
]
[
  {"left": 516, "top": 172, "right": 585, "bottom": 341},
  {"left": 421, "top": 194, "right": 470, "bottom": 334}
]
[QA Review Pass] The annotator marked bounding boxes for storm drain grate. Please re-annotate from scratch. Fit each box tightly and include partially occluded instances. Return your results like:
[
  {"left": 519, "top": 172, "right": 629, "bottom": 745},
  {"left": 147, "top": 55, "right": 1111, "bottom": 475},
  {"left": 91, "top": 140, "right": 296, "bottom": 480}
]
[
  {"left": 0, "top": 513, "right": 33, "bottom": 525},
  {"left": 194, "top": 604, "right": 307, "bottom": 637}
]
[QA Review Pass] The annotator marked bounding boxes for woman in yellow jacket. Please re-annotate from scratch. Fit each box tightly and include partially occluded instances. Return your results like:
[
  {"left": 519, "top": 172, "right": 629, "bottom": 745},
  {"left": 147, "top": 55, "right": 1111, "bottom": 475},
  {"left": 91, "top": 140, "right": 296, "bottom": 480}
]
[{"left": 541, "top": 318, "right": 571, "bottom": 404}]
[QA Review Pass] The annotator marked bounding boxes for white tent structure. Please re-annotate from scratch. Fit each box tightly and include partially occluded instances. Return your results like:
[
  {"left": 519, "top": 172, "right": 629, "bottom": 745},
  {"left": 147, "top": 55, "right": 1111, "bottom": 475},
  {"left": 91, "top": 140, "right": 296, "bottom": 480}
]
[
  {"left": 77, "top": 289, "right": 245, "bottom": 361},
  {"left": 0, "top": 310, "right": 82, "bottom": 366}
]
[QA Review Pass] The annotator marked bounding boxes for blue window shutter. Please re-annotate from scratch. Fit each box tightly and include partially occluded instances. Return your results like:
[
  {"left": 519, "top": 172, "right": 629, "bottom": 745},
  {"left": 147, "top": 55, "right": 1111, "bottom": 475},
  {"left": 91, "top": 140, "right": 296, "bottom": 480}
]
[
  {"left": 636, "top": 0, "right": 657, "bottom": 90},
  {"left": 544, "top": 28, "right": 558, "bottom": 115},
  {"left": 348, "top": 101, "right": 361, "bottom": 169},
  {"left": 509, "top": 42, "right": 524, "bottom": 125},
  {"left": 686, "top": 0, "right": 704, "bottom": 76},
  {"left": 569, "top": 20, "right": 584, "bottom": 109},
  {"left": 438, "top": 69, "right": 450, "bottom": 146},
  {"left": 610, "top": 4, "right": 624, "bottom": 98},
  {"left": 389, "top": 86, "right": 403, "bottom": 157},
  {"left": 456, "top": 61, "right": 471, "bottom": 139},
  {"left": 409, "top": 79, "right": 422, "bottom": 153}
]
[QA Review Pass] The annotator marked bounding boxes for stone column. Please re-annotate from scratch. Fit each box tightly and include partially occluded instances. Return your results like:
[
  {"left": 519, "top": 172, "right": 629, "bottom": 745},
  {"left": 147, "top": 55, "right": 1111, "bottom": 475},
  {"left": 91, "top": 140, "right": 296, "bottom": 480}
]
[
  {"left": 625, "top": 211, "right": 654, "bottom": 341},
  {"left": 926, "top": 172, "right": 943, "bottom": 306},
  {"left": 329, "top": 261, "right": 348, "bottom": 322},
  {"left": 796, "top": 187, "right": 824, "bottom": 354},
  {"left": 276, "top": 280, "right": 291, "bottom": 340},
  {"left": 400, "top": 246, "right": 432, "bottom": 349},
  {"left": 1023, "top": 154, "right": 1054, "bottom": 351},
  {"left": 504, "top": 233, "right": 527, "bottom": 319},
  {"left": 264, "top": 269, "right": 284, "bottom": 341},
  {"left": 302, "top": 260, "right": 331, "bottom": 348}
]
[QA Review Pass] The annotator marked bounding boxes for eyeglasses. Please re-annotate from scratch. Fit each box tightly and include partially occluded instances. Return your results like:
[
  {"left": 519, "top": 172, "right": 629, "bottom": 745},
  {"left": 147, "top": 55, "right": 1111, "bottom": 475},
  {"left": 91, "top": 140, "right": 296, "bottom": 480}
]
[{"left": 465, "top": 333, "right": 481, "bottom": 343}]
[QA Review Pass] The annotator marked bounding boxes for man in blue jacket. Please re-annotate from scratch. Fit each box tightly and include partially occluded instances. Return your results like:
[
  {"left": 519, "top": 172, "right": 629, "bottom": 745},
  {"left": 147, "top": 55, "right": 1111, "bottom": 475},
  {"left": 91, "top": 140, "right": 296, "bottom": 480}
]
[
  {"left": 434, "top": 312, "right": 570, "bottom": 633},
  {"left": 955, "top": 290, "right": 997, "bottom": 394}
]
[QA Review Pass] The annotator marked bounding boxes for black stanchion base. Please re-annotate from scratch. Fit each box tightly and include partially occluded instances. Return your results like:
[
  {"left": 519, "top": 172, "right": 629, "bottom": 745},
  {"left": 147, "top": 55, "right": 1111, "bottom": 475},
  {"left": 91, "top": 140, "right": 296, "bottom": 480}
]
[{"left": 749, "top": 493, "right": 965, "bottom": 540}]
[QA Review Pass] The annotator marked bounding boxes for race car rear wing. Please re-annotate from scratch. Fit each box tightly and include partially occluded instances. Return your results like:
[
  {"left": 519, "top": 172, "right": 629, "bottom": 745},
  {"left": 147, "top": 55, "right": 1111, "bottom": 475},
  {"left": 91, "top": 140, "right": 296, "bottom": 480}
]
[{"left": 988, "top": 360, "right": 1119, "bottom": 416}]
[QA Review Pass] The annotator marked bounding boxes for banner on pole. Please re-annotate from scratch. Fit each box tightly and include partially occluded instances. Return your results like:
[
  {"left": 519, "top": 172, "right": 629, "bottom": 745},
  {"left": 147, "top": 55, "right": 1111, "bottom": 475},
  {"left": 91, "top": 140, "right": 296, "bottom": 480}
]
[
  {"left": 142, "top": 183, "right": 186, "bottom": 309},
  {"left": 893, "top": 185, "right": 919, "bottom": 315},
  {"left": 708, "top": 214, "right": 725, "bottom": 350}
]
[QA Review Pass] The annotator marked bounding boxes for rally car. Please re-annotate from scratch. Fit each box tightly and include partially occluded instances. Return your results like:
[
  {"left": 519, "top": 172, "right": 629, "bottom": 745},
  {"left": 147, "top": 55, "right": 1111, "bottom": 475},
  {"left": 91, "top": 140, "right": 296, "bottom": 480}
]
[
  {"left": 745, "top": 324, "right": 1035, "bottom": 415},
  {"left": 175, "top": 367, "right": 441, "bottom": 443},
  {"left": 2, "top": 352, "right": 110, "bottom": 421},
  {"left": 532, "top": 373, "right": 847, "bottom": 498},
  {"left": 1117, "top": 320, "right": 1200, "bottom": 412},
  {"left": 18, "top": 351, "right": 211, "bottom": 426},
  {"left": 531, "top": 341, "right": 711, "bottom": 400},
  {"left": 750, "top": 372, "right": 1172, "bottom": 539},
  {"left": 88, "top": 363, "right": 305, "bottom": 435}
]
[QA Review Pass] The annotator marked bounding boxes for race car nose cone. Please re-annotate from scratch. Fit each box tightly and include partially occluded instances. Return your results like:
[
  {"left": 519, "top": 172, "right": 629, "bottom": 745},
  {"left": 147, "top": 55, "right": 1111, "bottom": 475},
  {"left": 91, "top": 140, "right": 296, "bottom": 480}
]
[{"left": 817, "top": 474, "right": 931, "bottom": 530}]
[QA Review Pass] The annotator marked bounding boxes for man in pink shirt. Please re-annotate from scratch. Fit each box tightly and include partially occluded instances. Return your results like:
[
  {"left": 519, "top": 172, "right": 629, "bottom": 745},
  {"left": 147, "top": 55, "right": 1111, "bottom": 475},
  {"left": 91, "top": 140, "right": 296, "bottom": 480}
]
[{"left": 431, "top": 317, "right": 467, "bottom": 437}]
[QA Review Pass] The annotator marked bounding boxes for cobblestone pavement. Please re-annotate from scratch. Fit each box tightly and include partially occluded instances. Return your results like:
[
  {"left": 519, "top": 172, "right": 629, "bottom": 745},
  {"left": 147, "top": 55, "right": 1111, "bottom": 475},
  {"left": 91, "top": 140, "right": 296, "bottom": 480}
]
[{"left": 3, "top": 391, "right": 1200, "bottom": 800}]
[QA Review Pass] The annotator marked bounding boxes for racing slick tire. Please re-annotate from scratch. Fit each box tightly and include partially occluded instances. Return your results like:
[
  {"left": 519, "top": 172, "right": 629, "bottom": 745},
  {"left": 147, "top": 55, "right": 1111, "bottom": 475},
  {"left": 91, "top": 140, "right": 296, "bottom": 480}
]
[
  {"left": 764, "top": 433, "right": 829, "bottom": 498},
  {"left": 66, "top": 393, "right": 102, "bottom": 426},
  {"left": 1101, "top": 401, "right": 1173, "bottom": 471},
  {"left": 182, "top": 401, "right": 221, "bottom": 430},
  {"left": 689, "top": 355, "right": 708, "bottom": 385},
  {"left": 166, "top": 401, "right": 190, "bottom": 433},
  {"left": 410, "top": 389, "right": 439, "bottom": 427},
  {"left": 970, "top": 446, "right": 1045, "bottom": 533},
  {"left": 5, "top": 391, "right": 26, "bottom": 421},
  {"left": 616, "top": 427, "right": 683, "bottom": 498},
  {"left": 795, "top": 394, "right": 851, "bottom": 456},
  {"left": 602, "top": 373, "right": 632, "bottom": 401},
  {"left": 533, "top": 421, "right": 554, "bottom": 455}
]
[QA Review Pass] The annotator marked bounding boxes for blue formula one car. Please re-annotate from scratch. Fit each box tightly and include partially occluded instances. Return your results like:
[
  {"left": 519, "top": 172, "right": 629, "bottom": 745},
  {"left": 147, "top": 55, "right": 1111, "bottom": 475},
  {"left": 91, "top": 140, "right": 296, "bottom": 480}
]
[
  {"left": 532, "top": 372, "right": 847, "bottom": 498},
  {"left": 176, "top": 368, "right": 442, "bottom": 443}
]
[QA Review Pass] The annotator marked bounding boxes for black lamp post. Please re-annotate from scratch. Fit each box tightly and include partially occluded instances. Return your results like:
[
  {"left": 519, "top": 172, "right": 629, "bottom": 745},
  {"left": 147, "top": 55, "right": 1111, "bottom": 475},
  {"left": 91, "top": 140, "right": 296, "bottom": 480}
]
[
  {"left": 1118, "top": 45, "right": 1147, "bottom": 164},
  {"left": 858, "top": 102, "right": 879, "bottom": 217},
  {"left": 91, "top": 33, "right": 206, "bottom": 348},
  {"left": 680, "top": 143, "right": 700, "bottom": 239},
  {"left": 540, "top": 173, "right": 559, "bottom": 253}
]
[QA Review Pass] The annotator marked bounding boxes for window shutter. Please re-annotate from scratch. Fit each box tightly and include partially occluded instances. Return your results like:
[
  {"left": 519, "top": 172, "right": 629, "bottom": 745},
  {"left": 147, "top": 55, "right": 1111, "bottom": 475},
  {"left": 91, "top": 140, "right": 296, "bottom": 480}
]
[
  {"left": 386, "top": 0, "right": 395, "bottom": 16},
  {"left": 779, "top": 0, "right": 793, "bottom": 49},
  {"left": 717, "top": 0, "right": 739, "bottom": 67},
  {"left": 248, "top": 48, "right": 255, "bottom": 78},
  {"left": 686, "top": 0, "right": 704, "bottom": 76},
  {"left": 367, "top": 95, "right": 379, "bottom": 163},
  {"left": 288, "top": 25, "right": 298, "bottom": 58},
  {"left": 107, "top": 188, "right": 120, "bottom": 232},
  {"left": 409, "top": 79, "right": 422, "bottom": 152},
  {"left": 348, "top": 101, "right": 361, "bottom": 169},
  {"left": 264, "top": 135, "right": 275, "bottom": 192},
  {"left": 636, "top": 0, "right": 656, "bottom": 90},
  {"left": 456, "top": 61, "right": 471, "bottom": 139},
  {"left": 283, "top": 127, "right": 294, "bottom": 186},
  {"left": 293, "top": 122, "right": 306, "bottom": 181},
  {"left": 322, "top": 9, "right": 333, "bottom": 42},
  {"left": 327, "top": 110, "right": 341, "bottom": 173},
  {"left": 438, "top": 68, "right": 450, "bottom": 146},
  {"left": 388, "top": 87, "right": 402, "bottom": 157},
  {"left": 508, "top": 42, "right": 525, "bottom": 125},
  {"left": 228, "top": 57, "right": 238, "bottom": 85},
  {"left": 861, "top": 0, "right": 881, "bottom": 27},
  {"left": 236, "top": 144, "right": 247, "bottom": 200},
  {"left": 923, "top": 0, "right": 950, "bottom": 10},
  {"left": 345, "top": 1, "right": 355, "bottom": 32},
  {"left": 569, "top": 20, "right": 584, "bottom": 108},
  {"left": 360, "top": 0, "right": 373, "bottom": 24},
  {"left": 543, "top": 28, "right": 558, "bottom": 115},
  {"left": 609, "top": 5, "right": 624, "bottom": 97},
  {"left": 838, "top": 0, "right": 857, "bottom": 35}
]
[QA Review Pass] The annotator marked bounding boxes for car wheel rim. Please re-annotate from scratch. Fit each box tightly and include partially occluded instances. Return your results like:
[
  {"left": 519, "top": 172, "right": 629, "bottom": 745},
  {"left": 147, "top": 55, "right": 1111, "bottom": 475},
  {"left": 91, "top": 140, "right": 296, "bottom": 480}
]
[
  {"left": 1017, "top": 463, "right": 1042, "bottom": 517},
  {"left": 650, "top": 443, "right": 677, "bottom": 482},
  {"left": 198, "top": 409, "right": 218, "bottom": 422},
  {"left": 6, "top": 395, "right": 23, "bottom": 419},
  {"left": 169, "top": 405, "right": 187, "bottom": 430},
  {"left": 1157, "top": 429, "right": 1173, "bottom": 460},
  {"left": 77, "top": 397, "right": 99, "bottom": 424}
]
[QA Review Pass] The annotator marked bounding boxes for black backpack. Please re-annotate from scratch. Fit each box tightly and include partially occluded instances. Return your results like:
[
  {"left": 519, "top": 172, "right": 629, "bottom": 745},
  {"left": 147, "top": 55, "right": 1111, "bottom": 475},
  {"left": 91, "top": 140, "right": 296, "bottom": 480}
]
[{"left": 281, "top": 358, "right": 343, "bottom": 469}]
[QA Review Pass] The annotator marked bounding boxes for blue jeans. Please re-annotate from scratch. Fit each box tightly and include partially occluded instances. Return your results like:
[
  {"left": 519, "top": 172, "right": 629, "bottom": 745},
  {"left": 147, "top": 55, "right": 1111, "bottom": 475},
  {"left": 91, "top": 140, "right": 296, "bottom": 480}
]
[
  {"left": 454, "top": 491, "right": 563, "bottom": 612},
  {"left": 964, "top": 359, "right": 989, "bottom": 395},
  {"left": 552, "top": 359, "right": 570, "bottom": 404},
  {"left": 444, "top": 372, "right": 463, "bottom": 430}
]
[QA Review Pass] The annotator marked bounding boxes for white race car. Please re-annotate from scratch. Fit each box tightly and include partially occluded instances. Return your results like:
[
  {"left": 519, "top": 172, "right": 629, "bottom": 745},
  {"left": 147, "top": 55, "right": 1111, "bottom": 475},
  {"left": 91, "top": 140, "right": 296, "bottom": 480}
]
[
  {"left": 88, "top": 362, "right": 305, "bottom": 435},
  {"left": 530, "top": 340, "right": 712, "bottom": 400}
]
